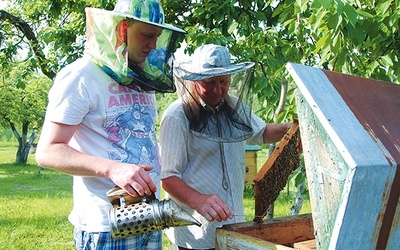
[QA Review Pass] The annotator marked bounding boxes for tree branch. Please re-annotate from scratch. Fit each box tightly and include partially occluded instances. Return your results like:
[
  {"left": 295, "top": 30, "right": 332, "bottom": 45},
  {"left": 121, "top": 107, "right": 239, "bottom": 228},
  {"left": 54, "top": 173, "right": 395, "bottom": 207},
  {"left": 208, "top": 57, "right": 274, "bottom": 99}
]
[{"left": 0, "top": 10, "right": 56, "bottom": 79}]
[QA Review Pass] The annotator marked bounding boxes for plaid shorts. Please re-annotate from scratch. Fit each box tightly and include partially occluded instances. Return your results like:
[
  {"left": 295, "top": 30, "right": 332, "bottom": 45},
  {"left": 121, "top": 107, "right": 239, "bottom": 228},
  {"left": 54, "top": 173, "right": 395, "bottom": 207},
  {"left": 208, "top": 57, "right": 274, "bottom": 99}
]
[{"left": 74, "top": 228, "right": 162, "bottom": 250}]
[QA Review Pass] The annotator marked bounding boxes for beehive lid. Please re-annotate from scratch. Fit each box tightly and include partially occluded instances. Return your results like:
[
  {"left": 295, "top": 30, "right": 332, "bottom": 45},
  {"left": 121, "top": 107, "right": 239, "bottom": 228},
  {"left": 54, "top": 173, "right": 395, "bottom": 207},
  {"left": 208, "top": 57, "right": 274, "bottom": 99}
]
[
  {"left": 245, "top": 145, "right": 262, "bottom": 151},
  {"left": 286, "top": 62, "right": 400, "bottom": 249}
]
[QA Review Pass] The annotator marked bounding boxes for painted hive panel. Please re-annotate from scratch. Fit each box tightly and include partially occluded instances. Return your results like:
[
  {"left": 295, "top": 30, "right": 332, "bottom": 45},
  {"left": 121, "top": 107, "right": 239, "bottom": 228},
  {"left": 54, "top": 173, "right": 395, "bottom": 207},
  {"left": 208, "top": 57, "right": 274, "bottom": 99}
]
[
  {"left": 287, "top": 62, "right": 400, "bottom": 249},
  {"left": 295, "top": 92, "right": 348, "bottom": 249}
]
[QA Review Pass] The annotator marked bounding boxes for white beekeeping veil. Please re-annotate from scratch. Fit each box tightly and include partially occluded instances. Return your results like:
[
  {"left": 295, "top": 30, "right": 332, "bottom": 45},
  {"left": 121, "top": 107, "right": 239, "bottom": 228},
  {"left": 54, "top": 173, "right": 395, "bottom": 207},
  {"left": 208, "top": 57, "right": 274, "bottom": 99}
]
[{"left": 174, "top": 44, "right": 256, "bottom": 143}]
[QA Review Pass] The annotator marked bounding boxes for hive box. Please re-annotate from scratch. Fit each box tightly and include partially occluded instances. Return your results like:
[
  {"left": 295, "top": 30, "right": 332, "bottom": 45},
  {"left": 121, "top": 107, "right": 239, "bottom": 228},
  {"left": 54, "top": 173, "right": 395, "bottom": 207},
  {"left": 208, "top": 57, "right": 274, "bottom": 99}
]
[
  {"left": 216, "top": 213, "right": 315, "bottom": 249},
  {"left": 245, "top": 145, "right": 261, "bottom": 185},
  {"left": 216, "top": 63, "right": 400, "bottom": 249},
  {"left": 286, "top": 63, "right": 400, "bottom": 249}
]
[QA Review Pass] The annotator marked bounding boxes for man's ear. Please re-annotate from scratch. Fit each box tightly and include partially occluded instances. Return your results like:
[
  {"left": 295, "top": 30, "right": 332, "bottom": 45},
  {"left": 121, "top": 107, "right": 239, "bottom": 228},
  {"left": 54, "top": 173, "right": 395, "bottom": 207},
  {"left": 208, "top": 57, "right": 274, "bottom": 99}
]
[
  {"left": 122, "top": 20, "right": 128, "bottom": 42},
  {"left": 115, "top": 20, "right": 128, "bottom": 47}
]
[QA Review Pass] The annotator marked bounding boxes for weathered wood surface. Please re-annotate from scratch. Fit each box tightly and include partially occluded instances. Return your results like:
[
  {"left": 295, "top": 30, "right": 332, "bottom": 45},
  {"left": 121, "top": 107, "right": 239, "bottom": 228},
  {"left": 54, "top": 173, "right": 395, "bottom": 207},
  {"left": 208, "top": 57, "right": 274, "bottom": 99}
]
[
  {"left": 286, "top": 62, "right": 400, "bottom": 250},
  {"left": 293, "top": 240, "right": 317, "bottom": 250},
  {"left": 216, "top": 214, "right": 314, "bottom": 250}
]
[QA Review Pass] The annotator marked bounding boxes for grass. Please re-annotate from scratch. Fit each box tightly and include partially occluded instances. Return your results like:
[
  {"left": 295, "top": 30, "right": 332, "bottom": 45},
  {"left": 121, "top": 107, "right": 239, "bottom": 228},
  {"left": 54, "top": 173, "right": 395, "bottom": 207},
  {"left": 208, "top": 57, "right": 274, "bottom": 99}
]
[
  {"left": 0, "top": 146, "right": 310, "bottom": 249},
  {"left": 0, "top": 148, "right": 74, "bottom": 250}
]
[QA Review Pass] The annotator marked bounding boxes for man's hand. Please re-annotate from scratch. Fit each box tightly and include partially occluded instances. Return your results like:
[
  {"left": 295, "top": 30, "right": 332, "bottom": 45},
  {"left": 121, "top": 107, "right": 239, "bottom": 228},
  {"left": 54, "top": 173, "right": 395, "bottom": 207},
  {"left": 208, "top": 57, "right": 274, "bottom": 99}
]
[
  {"left": 192, "top": 193, "right": 233, "bottom": 222},
  {"left": 108, "top": 163, "right": 156, "bottom": 197}
]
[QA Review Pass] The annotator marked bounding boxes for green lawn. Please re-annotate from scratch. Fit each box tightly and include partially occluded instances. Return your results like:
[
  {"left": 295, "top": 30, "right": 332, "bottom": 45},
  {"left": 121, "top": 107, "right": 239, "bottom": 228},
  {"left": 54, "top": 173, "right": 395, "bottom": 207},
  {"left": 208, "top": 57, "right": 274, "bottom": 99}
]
[
  {"left": 0, "top": 146, "right": 310, "bottom": 249},
  {"left": 0, "top": 147, "right": 74, "bottom": 250}
]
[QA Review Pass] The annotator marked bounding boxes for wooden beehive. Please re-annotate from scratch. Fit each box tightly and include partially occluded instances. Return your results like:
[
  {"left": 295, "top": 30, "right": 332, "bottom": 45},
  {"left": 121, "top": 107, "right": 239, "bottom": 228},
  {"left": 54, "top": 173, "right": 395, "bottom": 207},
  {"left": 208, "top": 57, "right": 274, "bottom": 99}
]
[
  {"left": 245, "top": 145, "right": 261, "bottom": 185},
  {"left": 216, "top": 214, "right": 315, "bottom": 250},
  {"left": 217, "top": 63, "right": 400, "bottom": 249},
  {"left": 286, "top": 62, "right": 400, "bottom": 249},
  {"left": 217, "top": 121, "right": 308, "bottom": 249}
]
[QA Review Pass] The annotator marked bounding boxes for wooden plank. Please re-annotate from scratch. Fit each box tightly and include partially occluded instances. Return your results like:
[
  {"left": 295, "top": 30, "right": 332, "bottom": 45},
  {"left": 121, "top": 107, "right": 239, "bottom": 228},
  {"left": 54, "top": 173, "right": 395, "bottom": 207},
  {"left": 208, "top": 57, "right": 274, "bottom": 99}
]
[
  {"left": 323, "top": 70, "right": 400, "bottom": 163},
  {"left": 216, "top": 230, "right": 294, "bottom": 250},
  {"left": 322, "top": 70, "right": 400, "bottom": 249},
  {"left": 293, "top": 240, "right": 316, "bottom": 250},
  {"left": 217, "top": 214, "right": 314, "bottom": 247}
]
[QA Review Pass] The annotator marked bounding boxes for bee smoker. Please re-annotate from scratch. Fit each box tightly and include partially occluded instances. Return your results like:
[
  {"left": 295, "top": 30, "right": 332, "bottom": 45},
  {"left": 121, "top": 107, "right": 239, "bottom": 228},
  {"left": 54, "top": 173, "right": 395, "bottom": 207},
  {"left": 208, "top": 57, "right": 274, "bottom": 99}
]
[{"left": 107, "top": 186, "right": 201, "bottom": 239}]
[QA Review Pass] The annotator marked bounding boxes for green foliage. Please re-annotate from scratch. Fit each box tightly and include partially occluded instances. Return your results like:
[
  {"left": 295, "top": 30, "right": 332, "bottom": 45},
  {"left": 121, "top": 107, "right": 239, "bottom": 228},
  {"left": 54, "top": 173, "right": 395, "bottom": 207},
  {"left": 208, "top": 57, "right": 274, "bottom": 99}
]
[
  {"left": 162, "top": 0, "right": 399, "bottom": 123},
  {"left": 2, "top": 0, "right": 399, "bottom": 126},
  {"left": 0, "top": 64, "right": 51, "bottom": 163},
  {"left": 0, "top": 129, "right": 17, "bottom": 144},
  {"left": 1, "top": 0, "right": 107, "bottom": 74},
  {"left": 155, "top": 92, "right": 179, "bottom": 132},
  {"left": 0, "top": 68, "right": 51, "bottom": 131}
]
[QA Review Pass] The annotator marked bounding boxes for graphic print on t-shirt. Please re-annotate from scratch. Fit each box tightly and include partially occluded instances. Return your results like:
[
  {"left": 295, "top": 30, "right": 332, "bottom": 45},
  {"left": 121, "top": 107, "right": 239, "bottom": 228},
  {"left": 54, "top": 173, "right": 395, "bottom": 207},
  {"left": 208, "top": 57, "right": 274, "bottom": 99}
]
[{"left": 103, "top": 82, "right": 159, "bottom": 171}]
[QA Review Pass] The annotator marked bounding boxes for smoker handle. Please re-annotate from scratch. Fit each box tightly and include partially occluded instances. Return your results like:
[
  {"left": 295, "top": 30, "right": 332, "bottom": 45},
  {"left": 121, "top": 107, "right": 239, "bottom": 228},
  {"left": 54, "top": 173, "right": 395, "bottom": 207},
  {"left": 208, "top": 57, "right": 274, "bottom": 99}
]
[{"left": 106, "top": 186, "right": 157, "bottom": 207}]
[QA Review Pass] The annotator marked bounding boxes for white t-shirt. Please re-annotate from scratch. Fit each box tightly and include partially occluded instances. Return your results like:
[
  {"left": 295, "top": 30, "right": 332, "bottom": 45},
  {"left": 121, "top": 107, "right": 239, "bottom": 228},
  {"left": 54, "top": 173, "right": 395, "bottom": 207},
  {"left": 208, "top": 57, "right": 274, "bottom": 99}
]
[
  {"left": 160, "top": 98, "right": 266, "bottom": 248},
  {"left": 45, "top": 56, "right": 161, "bottom": 232}
]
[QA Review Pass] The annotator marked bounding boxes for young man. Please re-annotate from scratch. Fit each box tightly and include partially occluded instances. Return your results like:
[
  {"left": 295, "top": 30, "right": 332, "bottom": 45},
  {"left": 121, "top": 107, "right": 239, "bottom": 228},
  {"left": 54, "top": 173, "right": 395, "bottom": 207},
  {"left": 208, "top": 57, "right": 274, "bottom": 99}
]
[
  {"left": 35, "top": 0, "right": 185, "bottom": 249},
  {"left": 160, "top": 44, "right": 292, "bottom": 249}
]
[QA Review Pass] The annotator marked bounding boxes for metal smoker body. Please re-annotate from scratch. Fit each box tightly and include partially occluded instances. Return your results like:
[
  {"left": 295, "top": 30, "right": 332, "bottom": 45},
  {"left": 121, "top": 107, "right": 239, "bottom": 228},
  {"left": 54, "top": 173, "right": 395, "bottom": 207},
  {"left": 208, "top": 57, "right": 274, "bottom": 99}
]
[{"left": 107, "top": 187, "right": 201, "bottom": 239}]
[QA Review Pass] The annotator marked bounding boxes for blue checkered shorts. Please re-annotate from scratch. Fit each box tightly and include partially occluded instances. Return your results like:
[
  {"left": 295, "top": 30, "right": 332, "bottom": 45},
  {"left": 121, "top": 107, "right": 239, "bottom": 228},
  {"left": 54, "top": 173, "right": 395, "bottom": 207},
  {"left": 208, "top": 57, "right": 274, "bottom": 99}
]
[{"left": 74, "top": 228, "right": 162, "bottom": 250}]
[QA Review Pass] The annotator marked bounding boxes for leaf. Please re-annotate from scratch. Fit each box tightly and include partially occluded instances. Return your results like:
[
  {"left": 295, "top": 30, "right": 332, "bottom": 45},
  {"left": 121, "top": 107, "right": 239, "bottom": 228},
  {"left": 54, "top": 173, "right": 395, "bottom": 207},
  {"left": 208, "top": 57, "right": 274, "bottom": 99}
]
[
  {"left": 357, "top": 9, "right": 374, "bottom": 19},
  {"left": 343, "top": 4, "right": 358, "bottom": 27},
  {"left": 294, "top": 172, "right": 306, "bottom": 186},
  {"left": 379, "top": 22, "right": 391, "bottom": 36},
  {"left": 276, "top": 111, "right": 287, "bottom": 123},
  {"left": 311, "top": 8, "right": 328, "bottom": 31},
  {"left": 311, "top": 0, "right": 330, "bottom": 9},
  {"left": 314, "top": 34, "right": 330, "bottom": 54},
  {"left": 195, "top": 6, "right": 206, "bottom": 15},
  {"left": 336, "top": 0, "right": 345, "bottom": 15},
  {"left": 16, "top": 81, "right": 26, "bottom": 89},
  {"left": 228, "top": 21, "right": 238, "bottom": 35},
  {"left": 380, "top": 55, "right": 393, "bottom": 67},
  {"left": 327, "top": 14, "right": 339, "bottom": 30},
  {"left": 321, "top": 0, "right": 331, "bottom": 9},
  {"left": 255, "top": 11, "right": 267, "bottom": 20},
  {"left": 296, "top": 0, "right": 308, "bottom": 13},
  {"left": 376, "top": 0, "right": 393, "bottom": 16}
]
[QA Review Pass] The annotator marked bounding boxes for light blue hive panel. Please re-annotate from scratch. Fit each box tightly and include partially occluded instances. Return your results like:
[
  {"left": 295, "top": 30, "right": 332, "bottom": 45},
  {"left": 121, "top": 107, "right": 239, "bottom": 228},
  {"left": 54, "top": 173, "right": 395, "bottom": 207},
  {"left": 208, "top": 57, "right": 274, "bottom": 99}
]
[{"left": 286, "top": 62, "right": 400, "bottom": 250}]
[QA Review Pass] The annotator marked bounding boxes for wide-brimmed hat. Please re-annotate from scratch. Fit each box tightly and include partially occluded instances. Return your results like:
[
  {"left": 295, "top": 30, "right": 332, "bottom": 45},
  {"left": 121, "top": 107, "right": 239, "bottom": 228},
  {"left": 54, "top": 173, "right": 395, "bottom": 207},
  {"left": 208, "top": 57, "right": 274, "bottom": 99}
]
[
  {"left": 174, "top": 44, "right": 255, "bottom": 81},
  {"left": 113, "top": 0, "right": 185, "bottom": 34}
]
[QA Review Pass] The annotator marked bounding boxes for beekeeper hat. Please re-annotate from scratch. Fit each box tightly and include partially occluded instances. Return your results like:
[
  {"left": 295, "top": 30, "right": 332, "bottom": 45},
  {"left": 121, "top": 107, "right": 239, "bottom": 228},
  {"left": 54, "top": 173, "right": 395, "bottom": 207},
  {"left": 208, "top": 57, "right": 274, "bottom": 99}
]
[
  {"left": 113, "top": 0, "right": 185, "bottom": 34},
  {"left": 174, "top": 44, "right": 254, "bottom": 81}
]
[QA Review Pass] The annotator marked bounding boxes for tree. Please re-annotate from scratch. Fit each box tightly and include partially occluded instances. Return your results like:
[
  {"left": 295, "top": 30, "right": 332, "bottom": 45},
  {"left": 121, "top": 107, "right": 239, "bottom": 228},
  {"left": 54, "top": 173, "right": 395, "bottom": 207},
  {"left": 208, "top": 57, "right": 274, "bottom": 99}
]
[
  {"left": 0, "top": 66, "right": 51, "bottom": 164},
  {"left": 0, "top": 0, "right": 106, "bottom": 163},
  {"left": 162, "top": 0, "right": 399, "bottom": 122},
  {"left": 1, "top": 0, "right": 399, "bottom": 163}
]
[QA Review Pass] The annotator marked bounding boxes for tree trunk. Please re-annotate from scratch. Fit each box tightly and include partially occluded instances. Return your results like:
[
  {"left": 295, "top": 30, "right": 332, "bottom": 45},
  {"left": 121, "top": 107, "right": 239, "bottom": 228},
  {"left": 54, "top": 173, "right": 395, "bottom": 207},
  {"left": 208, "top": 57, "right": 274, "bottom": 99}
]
[
  {"left": 290, "top": 183, "right": 304, "bottom": 215},
  {"left": 10, "top": 120, "right": 36, "bottom": 164},
  {"left": 266, "top": 81, "right": 288, "bottom": 219}
]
